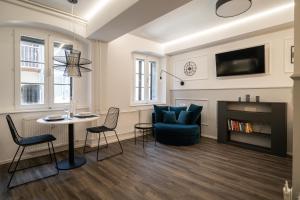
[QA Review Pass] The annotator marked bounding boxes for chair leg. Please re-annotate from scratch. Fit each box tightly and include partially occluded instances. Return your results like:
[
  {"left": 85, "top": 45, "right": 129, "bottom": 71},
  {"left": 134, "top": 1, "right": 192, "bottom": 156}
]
[
  {"left": 47, "top": 142, "right": 53, "bottom": 162},
  {"left": 114, "top": 130, "right": 123, "bottom": 154},
  {"left": 7, "top": 146, "right": 25, "bottom": 189},
  {"left": 96, "top": 130, "right": 123, "bottom": 161},
  {"left": 96, "top": 132, "right": 101, "bottom": 161},
  {"left": 50, "top": 142, "right": 59, "bottom": 171},
  {"left": 83, "top": 131, "right": 89, "bottom": 154},
  {"left": 103, "top": 132, "right": 109, "bottom": 148},
  {"left": 8, "top": 146, "right": 20, "bottom": 173},
  {"left": 7, "top": 142, "right": 59, "bottom": 189},
  {"left": 9, "top": 143, "right": 55, "bottom": 174},
  {"left": 134, "top": 128, "right": 136, "bottom": 145}
]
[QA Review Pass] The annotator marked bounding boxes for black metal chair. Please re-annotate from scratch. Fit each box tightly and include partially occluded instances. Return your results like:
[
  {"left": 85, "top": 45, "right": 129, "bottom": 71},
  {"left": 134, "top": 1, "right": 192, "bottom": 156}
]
[
  {"left": 6, "top": 115, "right": 59, "bottom": 189},
  {"left": 83, "top": 107, "right": 123, "bottom": 161}
]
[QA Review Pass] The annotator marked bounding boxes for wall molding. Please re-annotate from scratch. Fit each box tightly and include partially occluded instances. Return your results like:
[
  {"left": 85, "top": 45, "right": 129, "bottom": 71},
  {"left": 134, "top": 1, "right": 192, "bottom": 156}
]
[
  {"left": 175, "top": 98, "right": 209, "bottom": 126},
  {"left": 2, "top": 0, "right": 87, "bottom": 24},
  {"left": 171, "top": 86, "right": 293, "bottom": 91},
  {"left": 0, "top": 105, "right": 90, "bottom": 115},
  {"left": 201, "top": 134, "right": 292, "bottom": 156},
  {"left": 0, "top": 132, "right": 291, "bottom": 165},
  {"left": 0, "top": 131, "right": 136, "bottom": 165}
]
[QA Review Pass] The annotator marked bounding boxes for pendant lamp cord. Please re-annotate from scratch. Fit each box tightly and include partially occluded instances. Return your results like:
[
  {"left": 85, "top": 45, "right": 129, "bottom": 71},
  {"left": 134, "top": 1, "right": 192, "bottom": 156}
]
[{"left": 71, "top": 4, "right": 76, "bottom": 47}]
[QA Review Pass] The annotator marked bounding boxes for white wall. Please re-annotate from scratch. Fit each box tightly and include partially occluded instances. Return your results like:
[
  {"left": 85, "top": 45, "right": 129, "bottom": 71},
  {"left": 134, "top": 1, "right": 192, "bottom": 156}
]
[
  {"left": 86, "top": 34, "right": 166, "bottom": 144},
  {"left": 170, "top": 28, "right": 294, "bottom": 90},
  {"left": 100, "top": 34, "right": 165, "bottom": 110},
  {"left": 170, "top": 28, "right": 294, "bottom": 154}
]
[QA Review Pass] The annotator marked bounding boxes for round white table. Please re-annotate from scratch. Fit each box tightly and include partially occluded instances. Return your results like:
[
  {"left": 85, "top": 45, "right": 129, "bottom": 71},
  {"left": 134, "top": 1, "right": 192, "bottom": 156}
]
[{"left": 37, "top": 116, "right": 100, "bottom": 170}]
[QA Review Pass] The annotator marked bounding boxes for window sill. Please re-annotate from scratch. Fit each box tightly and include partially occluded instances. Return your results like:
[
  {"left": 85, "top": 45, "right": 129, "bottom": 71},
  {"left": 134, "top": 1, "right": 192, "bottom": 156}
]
[
  {"left": 0, "top": 105, "right": 89, "bottom": 115},
  {"left": 129, "top": 102, "right": 167, "bottom": 107}
]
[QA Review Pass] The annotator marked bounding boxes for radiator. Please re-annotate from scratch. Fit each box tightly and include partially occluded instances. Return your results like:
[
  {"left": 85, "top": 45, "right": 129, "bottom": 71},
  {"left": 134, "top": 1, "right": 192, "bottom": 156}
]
[{"left": 22, "top": 117, "right": 68, "bottom": 152}]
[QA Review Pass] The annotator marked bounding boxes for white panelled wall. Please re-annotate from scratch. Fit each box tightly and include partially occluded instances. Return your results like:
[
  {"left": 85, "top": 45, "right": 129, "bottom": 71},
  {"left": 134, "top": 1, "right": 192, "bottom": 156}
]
[{"left": 169, "top": 28, "right": 294, "bottom": 154}]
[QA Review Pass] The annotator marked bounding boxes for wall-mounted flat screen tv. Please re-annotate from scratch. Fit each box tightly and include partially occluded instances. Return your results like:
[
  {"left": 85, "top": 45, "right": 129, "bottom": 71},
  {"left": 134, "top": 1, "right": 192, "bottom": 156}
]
[{"left": 215, "top": 45, "right": 265, "bottom": 77}]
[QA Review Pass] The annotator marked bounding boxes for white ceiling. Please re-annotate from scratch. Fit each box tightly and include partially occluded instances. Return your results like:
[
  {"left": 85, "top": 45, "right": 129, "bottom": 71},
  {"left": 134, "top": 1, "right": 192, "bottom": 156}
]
[
  {"left": 28, "top": 0, "right": 101, "bottom": 20},
  {"left": 131, "top": 0, "right": 293, "bottom": 43}
]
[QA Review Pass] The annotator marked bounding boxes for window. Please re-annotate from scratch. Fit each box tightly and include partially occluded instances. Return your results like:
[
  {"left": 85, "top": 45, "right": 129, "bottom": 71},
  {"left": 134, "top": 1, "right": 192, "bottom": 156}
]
[
  {"left": 148, "top": 61, "right": 157, "bottom": 101},
  {"left": 15, "top": 31, "right": 77, "bottom": 109},
  {"left": 133, "top": 55, "right": 158, "bottom": 104},
  {"left": 20, "top": 36, "right": 45, "bottom": 105},
  {"left": 53, "top": 42, "right": 72, "bottom": 104},
  {"left": 135, "top": 59, "right": 145, "bottom": 101}
]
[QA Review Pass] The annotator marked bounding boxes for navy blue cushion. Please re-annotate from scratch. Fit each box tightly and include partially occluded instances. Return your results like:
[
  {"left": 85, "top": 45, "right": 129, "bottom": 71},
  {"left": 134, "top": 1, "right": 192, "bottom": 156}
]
[
  {"left": 188, "top": 104, "right": 203, "bottom": 124},
  {"left": 163, "top": 111, "right": 177, "bottom": 124},
  {"left": 20, "top": 134, "right": 56, "bottom": 146},
  {"left": 153, "top": 105, "right": 169, "bottom": 122},
  {"left": 177, "top": 111, "right": 192, "bottom": 124},
  {"left": 170, "top": 106, "right": 187, "bottom": 119}
]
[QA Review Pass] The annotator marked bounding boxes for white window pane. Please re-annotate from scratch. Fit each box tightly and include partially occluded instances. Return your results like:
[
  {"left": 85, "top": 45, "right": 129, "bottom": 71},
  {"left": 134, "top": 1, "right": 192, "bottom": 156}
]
[
  {"left": 20, "top": 36, "right": 45, "bottom": 105},
  {"left": 53, "top": 42, "right": 72, "bottom": 103},
  {"left": 135, "top": 88, "right": 139, "bottom": 101},
  {"left": 54, "top": 84, "right": 71, "bottom": 103},
  {"left": 135, "top": 74, "right": 144, "bottom": 87},
  {"left": 148, "top": 75, "right": 151, "bottom": 87},
  {"left": 54, "top": 69, "right": 70, "bottom": 84},
  {"left": 141, "top": 60, "right": 145, "bottom": 74},
  {"left": 21, "top": 63, "right": 45, "bottom": 84},
  {"left": 141, "top": 88, "right": 145, "bottom": 101},
  {"left": 21, "top": 84, "right": 44, "bottom": 105},
  {"left": 135, "top": 60, "right": 140, "bottom": 73},
  {"left": 135, "top": 59, "right": 144, "bottom": 74},
  {"left": 149, "top": 61, "right": 157, "bottom": 101}
]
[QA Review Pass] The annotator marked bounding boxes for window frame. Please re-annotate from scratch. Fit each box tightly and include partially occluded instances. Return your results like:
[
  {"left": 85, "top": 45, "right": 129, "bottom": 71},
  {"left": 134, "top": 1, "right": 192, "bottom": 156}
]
[
  {"left": 131, "top": 54, "right": 160, "bottom": 106},
  {"left": 14, "top": 30, "right": 49, "bottom": 110},
  {"left": 48, "top": 36, "right": 74, "bottom": 108},
  {"left": 14, "top": 30, "right": 76, "bottom": 110}
]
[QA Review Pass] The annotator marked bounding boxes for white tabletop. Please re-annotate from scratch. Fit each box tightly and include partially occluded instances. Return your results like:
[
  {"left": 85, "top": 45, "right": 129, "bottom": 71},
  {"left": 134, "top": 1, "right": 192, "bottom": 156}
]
[{"left": 37, "top": 115, "right": 100, "bottom": 125}]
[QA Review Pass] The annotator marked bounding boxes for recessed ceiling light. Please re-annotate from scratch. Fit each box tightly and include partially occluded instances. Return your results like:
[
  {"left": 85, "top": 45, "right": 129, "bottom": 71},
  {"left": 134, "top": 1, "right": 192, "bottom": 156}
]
[
  {"left": 164, "top": 2, "right": 294, "bottom": 47},
  {"left": 216, "top": 0, "right": 252, "bottom": 18}
]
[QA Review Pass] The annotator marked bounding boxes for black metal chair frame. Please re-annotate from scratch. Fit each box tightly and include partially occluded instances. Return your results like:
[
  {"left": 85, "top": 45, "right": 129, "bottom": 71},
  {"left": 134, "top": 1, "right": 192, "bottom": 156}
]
[
  {"left": 83, "top": 107, "right": 123, "bottom": 161},
  {"left": 6, "top": 115, "right": 59, "bottom": 189}
]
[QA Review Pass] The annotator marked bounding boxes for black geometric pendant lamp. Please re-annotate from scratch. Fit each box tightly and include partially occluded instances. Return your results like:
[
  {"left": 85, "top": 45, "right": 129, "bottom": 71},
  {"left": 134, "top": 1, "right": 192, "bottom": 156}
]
[{"left": 53, "top": 0, "right": 92, "bottom": 77}]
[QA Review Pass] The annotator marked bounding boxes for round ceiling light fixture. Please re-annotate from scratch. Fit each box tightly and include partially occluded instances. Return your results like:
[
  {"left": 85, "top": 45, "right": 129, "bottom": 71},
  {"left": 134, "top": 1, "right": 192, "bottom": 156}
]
[{"left": 216, "top": 0, "right": 252, "bottom": 18}]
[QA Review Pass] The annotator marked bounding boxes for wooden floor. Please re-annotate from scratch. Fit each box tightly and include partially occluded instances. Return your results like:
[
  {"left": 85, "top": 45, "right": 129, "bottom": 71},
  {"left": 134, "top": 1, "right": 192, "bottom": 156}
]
[{"left": 0, "top": 137, "right": 292, "bottom": 200}]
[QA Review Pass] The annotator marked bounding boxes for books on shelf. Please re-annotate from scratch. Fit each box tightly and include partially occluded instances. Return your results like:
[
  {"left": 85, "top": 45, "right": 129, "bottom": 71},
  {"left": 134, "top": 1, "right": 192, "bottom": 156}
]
[{"left": 227, "top": 120, "right": 253, "bottom": 133}]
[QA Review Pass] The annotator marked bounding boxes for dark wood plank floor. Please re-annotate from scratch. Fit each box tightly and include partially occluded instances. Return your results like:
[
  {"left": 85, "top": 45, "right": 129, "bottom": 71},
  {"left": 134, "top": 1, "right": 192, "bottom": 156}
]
[{"left": 0, "top": 137, "right": 292, "bottom": 200}]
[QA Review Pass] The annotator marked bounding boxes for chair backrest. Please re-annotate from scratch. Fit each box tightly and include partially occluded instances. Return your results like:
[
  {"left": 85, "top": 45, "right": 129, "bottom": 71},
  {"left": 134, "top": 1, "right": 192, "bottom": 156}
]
[
  {"left": 6, "top": 115, "right": 21, "bottom": 145},
  {"left": 103, "top": 107, "right": 120, "bottom": 130}
]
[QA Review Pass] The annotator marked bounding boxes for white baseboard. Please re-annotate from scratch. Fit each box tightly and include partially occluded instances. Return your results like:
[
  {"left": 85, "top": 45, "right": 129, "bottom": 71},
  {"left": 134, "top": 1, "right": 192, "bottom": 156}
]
[
  {"left": 201, "top": 134, "right": 217, "bottom": 140},
  {"left": 201, "top": 134, "right": 293, "bottom": 157},
  {"left": 85, "top": 131, "right": 134, "bottom": 148},
  {"left": 0, "top": 132, "right": 291, "bottom": 165},
  {"left": 0, "top": 131, "right": 136, "bottom": 166}
]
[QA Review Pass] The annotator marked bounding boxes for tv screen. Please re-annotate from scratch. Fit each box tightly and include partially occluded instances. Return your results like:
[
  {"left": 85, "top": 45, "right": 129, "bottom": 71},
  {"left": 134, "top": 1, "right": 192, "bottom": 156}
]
[{"left": 215, "top": 45, "right": 265, "bottom": 77}]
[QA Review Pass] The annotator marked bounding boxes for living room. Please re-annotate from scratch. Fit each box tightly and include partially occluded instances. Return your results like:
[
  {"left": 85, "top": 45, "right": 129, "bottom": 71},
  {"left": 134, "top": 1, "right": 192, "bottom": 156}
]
[{"left": 0, "top": 0, "right": 299, "bottom": 199}]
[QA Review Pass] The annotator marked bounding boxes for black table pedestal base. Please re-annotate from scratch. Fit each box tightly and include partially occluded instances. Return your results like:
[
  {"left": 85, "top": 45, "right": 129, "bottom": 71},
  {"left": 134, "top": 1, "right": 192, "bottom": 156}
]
[
  {"left": 57, "top": 156, "right": 86, "bottom": 170},
  {"left": 57, "top": 123, "right": 87, "bottom": 170}
]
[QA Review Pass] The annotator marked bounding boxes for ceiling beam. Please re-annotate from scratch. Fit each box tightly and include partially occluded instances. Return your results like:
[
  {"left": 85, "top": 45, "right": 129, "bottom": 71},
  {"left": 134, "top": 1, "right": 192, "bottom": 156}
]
[{"left": 87, "top": 0, "right": 192, "bottom": 42}]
